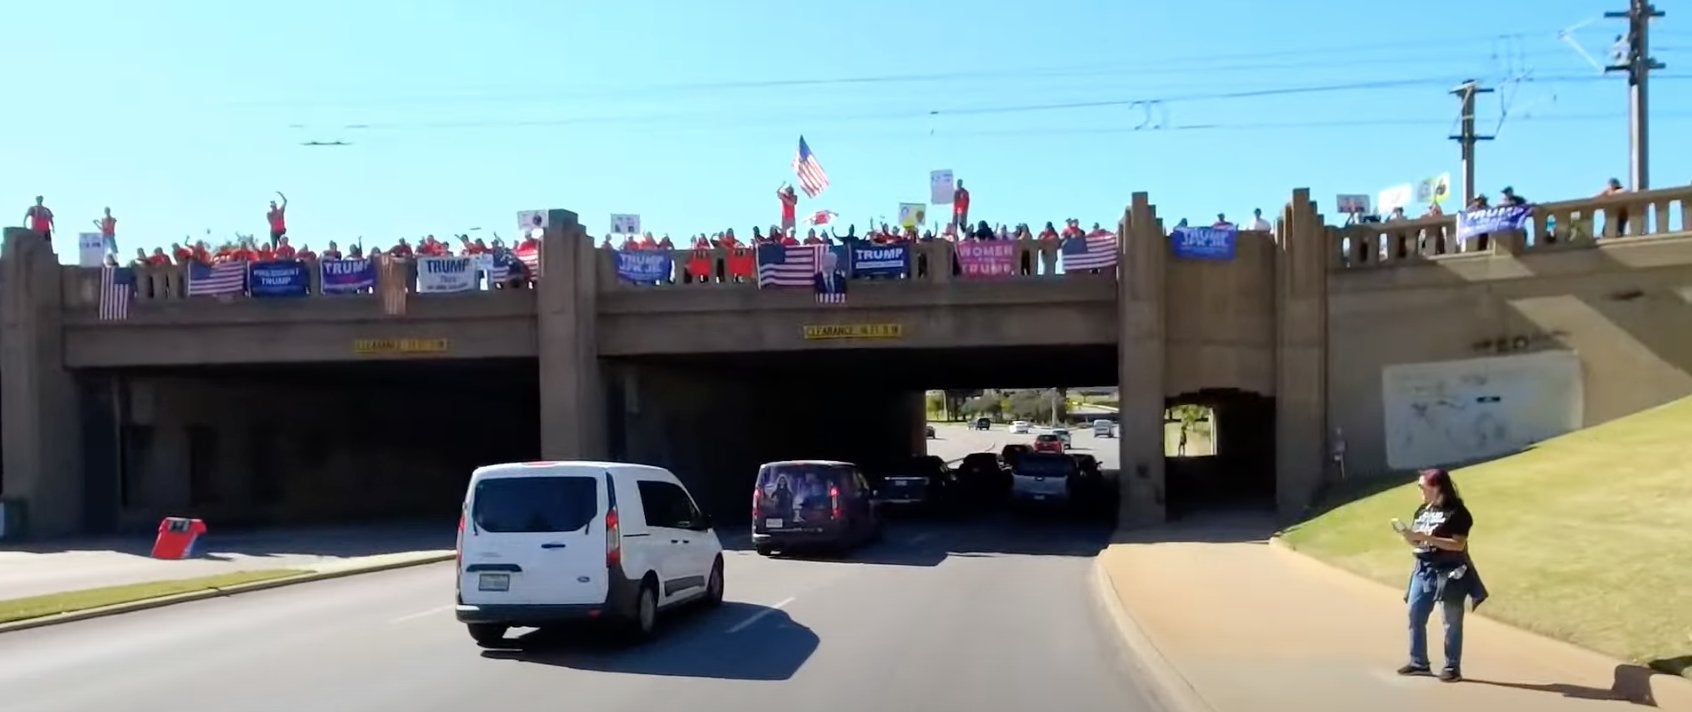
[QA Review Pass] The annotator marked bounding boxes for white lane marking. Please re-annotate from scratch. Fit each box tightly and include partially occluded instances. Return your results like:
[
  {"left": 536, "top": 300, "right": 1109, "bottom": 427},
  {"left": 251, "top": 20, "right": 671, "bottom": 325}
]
[
  {"left": 727, "top": 596, "right": 795, "bottom": 634},
  {"left": 388, "top": 605, "right": 453, "bottom": 624}
]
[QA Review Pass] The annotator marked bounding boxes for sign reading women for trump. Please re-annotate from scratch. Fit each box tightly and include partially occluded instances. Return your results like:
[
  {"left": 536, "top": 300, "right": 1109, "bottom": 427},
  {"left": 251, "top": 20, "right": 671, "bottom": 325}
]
[
  {"left": 416, "top": 256, "right": 477, "bottom": 293},
  {"left": 1171, "top": 225, "right": 1237, "bottom": 261},
  {"left": 614, "top": 251, "right": 673, "bottom": 283},
  {"left": 249, "top": 260, "right": 308, "bottom": 297},
  {"left": 956, "top": 241, "right": 1017, "bottom": 277},
  {"left": 851, "top": 245, "right": 908, "bottom": 278}
]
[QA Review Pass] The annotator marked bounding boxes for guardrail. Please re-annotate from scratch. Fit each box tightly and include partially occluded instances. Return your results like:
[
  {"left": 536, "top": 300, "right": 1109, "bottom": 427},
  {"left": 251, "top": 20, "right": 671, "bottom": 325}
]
[
  {"left": 1330, "top": 184, "right": 1692, "bottom": 269},
  {"left": 59, "top": 256, "right": 531, "bottom": 310}
]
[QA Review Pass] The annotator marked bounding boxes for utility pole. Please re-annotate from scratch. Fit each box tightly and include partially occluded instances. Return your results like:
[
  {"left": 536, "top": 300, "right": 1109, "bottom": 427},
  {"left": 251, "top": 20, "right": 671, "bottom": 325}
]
[
  {"left": 1606, "top": 0, "right": 1666, "bottom": 190},
  {"left": 1449, "top": 80, "right": 1495, "bottom": 205}
]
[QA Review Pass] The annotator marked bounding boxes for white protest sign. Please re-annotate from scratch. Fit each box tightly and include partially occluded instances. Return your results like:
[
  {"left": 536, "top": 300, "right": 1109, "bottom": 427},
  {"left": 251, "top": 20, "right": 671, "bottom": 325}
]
[
  {"left": 415, "top": 256, "right": 478, "bottom": 293},
  {"left": 1377, "top": 184, "right": 1414, "bottom": 214},
  {"left": 78, "top": 232, "right": 109, "bottom": 267},
  {"left": 610, "top": 213, "right": 641, "bottom": 235},
  {"left": 1416, "top": 174, "right": 1452, "bottom": 205},
  {"left": 1335, "top": 194, "right": 1372, "bottom": 215},
  {"left": 517, "top": 210, "right": 548, "bottom": 240},
  {"left": 930, "top": 170, "right": 955, "bottom": 205}
]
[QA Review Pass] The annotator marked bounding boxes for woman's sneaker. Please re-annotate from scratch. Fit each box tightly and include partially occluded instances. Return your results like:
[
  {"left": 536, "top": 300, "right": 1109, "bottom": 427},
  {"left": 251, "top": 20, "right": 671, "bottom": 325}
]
[
  {"left": 1438, "top": 668, "right": 1462, "bottom": 682},
  {"left": 1396, "top": 664, "right": 1431, "bottom": 676}
]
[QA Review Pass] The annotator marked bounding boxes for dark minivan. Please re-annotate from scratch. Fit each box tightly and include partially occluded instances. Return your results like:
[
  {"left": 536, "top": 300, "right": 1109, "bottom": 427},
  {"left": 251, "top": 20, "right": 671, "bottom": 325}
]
[{"left": 752, "top": 460, "right": 881, "bottom": 555}]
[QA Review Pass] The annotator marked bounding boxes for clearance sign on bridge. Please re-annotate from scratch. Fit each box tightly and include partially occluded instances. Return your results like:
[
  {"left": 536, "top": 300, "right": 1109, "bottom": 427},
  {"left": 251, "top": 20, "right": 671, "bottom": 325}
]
[{"left": 802, "top": 323, "right": 904, "bottom": 340}]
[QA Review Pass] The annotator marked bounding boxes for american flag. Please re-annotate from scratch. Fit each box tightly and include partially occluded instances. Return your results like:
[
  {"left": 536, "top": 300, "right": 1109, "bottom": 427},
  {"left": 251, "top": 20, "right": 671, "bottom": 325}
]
[
  {"left": 791, "top": 136, "right": 830, "bottom": 198},
  {"left": 187, "top": 261, "right": 247, "bottom": 296},
  {"left": 99, "top": 266, "right": 134, "bottom": 321},
  {"left": 808, "top": 210, "right": 837, "bottom": 226},
  {"left": 513, "top": 243, "right": 541, "bottom": 276},
  {"left": 1060, "top": 234, "right": 1120, "bottom": 271},
  {"left": 758, "top": 243, "right": 827, "bottom": 287},
  {"left": 485, "top": 252, "right": 520, "bottom": 283}
]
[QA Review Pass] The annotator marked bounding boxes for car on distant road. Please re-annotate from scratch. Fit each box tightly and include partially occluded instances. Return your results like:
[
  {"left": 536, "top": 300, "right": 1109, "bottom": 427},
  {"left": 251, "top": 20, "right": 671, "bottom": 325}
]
[
  {"left": 925, "top": 424, "right": 936, "bottom": 439},
  {"left": 1010, "top": 452, "right": 1078, "bottom": 508},
  {"left": 1032, "top": 433, "right": 1066, "bottom": 453},
  {"left": 1093, "top": 419, "right": 1115, "bottom": 437},
  {"left": 972, "top": 417, "right": 992, "bottom": 431},
  {"left": 1010, "top": 420, "right": 1032, "bottom": 434},
  {"left": 868, "top": 455, "right": 955, "bottom": 514},
  {"left": 752, "top": 460, "right": 881, "bottom": 556},
  {"left": 454, "top": 461, "right": 725, "bottom": 647},
  {"left": 1049, "top": 427, "right": 1072, "bottom": 447}
]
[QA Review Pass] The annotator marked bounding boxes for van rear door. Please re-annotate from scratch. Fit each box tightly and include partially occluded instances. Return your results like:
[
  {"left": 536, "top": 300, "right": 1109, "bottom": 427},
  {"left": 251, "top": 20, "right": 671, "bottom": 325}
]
[{"left": 459, "top": 470, "right": 608, "bottom": 607}]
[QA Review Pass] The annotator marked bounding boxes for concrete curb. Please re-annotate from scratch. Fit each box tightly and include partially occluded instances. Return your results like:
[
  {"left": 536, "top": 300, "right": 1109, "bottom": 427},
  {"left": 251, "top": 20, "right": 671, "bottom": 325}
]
[
  {"left": 1090, "top": 560, "right": 1216, "bottom": 712},
  {"left": 0, "top": 552, "right": 456, "bottom": 635}
]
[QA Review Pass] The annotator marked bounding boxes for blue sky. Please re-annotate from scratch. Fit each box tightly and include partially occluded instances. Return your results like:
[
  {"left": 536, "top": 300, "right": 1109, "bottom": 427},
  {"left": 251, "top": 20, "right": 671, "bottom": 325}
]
[{"left": 6, "top": 0, "right": 1690, "bottom": 260}]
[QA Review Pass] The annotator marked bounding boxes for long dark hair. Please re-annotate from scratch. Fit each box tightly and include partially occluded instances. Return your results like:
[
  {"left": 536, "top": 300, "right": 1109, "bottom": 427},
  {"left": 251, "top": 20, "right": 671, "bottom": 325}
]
[{"left": 1418, "top": 468, "right": 1464, "bottom": 509}]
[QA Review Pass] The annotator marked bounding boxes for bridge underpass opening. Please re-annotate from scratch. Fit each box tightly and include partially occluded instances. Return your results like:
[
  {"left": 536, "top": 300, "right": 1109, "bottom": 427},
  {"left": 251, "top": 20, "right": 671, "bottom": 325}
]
[
  {"left": 1164, "top": 388, "right": 1276, "bottom": 518},
  {"left": 606, "top": 345, "right": 1120, "bottom": 526},
  {"left": 88, "top": 359, "right": 539, "bottom": 533}
]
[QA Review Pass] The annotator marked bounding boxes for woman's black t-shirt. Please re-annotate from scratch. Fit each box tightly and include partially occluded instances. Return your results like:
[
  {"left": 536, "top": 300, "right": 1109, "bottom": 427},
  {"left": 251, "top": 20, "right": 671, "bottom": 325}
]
[{"left": 1410, "top": 501, "right": 1473, "bottom": 565}]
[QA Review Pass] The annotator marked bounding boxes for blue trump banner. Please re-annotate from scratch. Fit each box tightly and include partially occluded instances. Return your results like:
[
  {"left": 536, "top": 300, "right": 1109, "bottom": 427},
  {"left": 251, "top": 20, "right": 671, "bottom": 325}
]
[
  {"left": 1171, "top": 225, "right": 1237, "bottom": 261},
  {"left": 850, "top": 244, "right": 908, "bottom": 278},
  {"left": 249, "top": 260, "right": 309, "bottom": 297},
  {"left": 615, "top": 251, "right": 673, "bottom": 283},
  {"left": 320, "top": 258, "right": 374, "bottom": 294},
  {"left": 1457, "top": 205, "right": 1532, "bottom": 240}
]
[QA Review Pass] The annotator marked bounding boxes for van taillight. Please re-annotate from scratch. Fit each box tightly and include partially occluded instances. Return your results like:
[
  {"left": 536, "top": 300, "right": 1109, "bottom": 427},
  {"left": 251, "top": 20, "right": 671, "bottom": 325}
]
[
  {"left": 829, "top": 485, "right": 842, "bottom": 520},
  {"left": 455, "top": 513, "right": 465, "bottom": 568},
  {"left": 605, "top": 507, "right": 622, "bottom": 568},
  {"left": 752, "top": 486, "right": 764, "bottom": 518}
]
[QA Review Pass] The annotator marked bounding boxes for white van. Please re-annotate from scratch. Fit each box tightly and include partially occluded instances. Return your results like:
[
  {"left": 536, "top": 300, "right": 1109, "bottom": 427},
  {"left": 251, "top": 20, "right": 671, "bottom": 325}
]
[
  {"left": 1092, "top": 419, "right": 1114, "bottom": 437},
  {"left": 454, "top": 461, "right": 725, "bottom": 646}
]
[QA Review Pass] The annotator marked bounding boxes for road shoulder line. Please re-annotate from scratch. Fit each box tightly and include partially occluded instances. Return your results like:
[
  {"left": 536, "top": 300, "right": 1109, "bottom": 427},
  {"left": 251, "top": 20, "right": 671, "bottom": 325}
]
[
  {"left": 1090, "top": 560, "right": 1216, "bottom": 712},
  {"left": 0, "top": 552, "right": 455, "bottom": 635}
]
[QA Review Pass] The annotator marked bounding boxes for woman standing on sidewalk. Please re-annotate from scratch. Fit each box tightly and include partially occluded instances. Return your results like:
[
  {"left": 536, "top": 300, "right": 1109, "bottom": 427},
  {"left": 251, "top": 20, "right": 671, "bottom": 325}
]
[{"left": 1397, "top": 467, "right": 1487, "bottom": 683}]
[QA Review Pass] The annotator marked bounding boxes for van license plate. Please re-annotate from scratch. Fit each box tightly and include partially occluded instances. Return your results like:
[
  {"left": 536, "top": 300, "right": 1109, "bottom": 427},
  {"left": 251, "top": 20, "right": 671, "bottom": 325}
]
[
  {"left": 1033, "top": 494, "right": 1047, "bottom": 501},
  {"left": 478, "top": 573, "right": 511, "bottom": 592},
  {"left": 765, "top": 518, "right": 784, "bottom": 529}
]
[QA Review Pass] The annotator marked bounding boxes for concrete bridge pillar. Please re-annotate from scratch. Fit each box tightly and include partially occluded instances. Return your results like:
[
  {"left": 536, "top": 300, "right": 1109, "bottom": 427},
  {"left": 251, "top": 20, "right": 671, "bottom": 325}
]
[
  {"left": 1, "top": 228, "right": 84, "bottom": 537},
  {"left": 1274, "top": 189, "right": 1330, "bottom": 519},
  {"left": 536, "top": 211, "right": 608, "bottom": 461},
  {"left": 1117, "top": 194, "right": 1169, "bottom": 527}
]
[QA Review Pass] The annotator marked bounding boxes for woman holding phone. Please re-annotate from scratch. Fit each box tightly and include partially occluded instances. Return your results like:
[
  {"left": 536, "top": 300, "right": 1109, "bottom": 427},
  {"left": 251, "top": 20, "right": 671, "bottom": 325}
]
[{"left": 1395, "top": 467, "right": 1487, "bottom": 682}]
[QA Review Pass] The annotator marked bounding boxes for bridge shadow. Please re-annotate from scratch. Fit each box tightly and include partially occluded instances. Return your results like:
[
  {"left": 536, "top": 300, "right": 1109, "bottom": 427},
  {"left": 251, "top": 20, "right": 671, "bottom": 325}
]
[{"left": 481, "top": 601, "right": 817, "bottom": 681}]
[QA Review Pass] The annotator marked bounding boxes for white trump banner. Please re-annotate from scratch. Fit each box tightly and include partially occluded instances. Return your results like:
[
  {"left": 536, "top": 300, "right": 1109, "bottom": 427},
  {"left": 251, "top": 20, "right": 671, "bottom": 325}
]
[{"left": 416, "top": 256, "right": 478, "bottom": 293}]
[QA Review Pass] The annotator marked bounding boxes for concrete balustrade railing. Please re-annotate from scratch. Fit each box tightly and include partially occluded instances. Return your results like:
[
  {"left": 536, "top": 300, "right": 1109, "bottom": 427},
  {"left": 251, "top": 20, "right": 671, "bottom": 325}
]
[
  {"left": 593, "top": 237, "right": 1071, "bottom": 290},
  {"left": 1331, "top": 183, "right": 1692, "bottom": 269},
  {"left": 56, "top": 257, "right": 540, "bottom": 310}
]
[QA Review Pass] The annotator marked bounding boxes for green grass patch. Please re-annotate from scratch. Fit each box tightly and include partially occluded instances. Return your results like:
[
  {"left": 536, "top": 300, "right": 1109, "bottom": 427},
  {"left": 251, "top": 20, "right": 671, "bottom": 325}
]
[
  {"left": 1281, "top": 396, "right": 1692, "bottom": 677},
  {"left": 0, "top": 569, "right": 310, "bottom": 625}
]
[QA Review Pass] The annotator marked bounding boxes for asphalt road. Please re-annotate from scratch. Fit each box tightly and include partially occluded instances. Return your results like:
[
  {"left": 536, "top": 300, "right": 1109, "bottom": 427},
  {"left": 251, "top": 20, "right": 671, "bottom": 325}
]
[{"left": 0, "top": 516, "right": 1158, "bottom": 712}]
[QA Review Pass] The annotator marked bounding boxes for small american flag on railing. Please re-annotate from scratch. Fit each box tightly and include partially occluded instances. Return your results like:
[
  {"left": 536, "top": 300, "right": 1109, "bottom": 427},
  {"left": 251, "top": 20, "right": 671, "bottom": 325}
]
[{"left": 187, "top": 262, "right": 246, "bottom": 296}]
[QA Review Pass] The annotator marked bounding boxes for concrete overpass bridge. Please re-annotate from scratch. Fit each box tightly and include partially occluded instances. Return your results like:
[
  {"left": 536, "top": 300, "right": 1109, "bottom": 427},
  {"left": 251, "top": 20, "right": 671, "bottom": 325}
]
[{"left": 4, "top": 185, "right": 1691, "bottom": 539}]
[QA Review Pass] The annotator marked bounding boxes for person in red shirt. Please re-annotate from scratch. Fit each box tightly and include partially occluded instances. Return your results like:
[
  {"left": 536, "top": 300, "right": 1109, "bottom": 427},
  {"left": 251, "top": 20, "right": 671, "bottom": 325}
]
[
  {"left": 1062, "top": 219, "right": 1084, "bottom": 239},
  {"left": 390, "top": 238, "right": 415, "bottom": 258},
  {"left": 1087, "top": 222, "right": 1112, "bottom": 238},
  {"left": 802, "top": 228, "right": 825, "bottom": 245},
  {"left": 171, "top": 242, "right": 193, "bottom": 264},
  {"left": 23, "top": 196, "right": 54, "bottom": 241},
  {"left": 236, "top": 241, "right": 260, "bottom": 262},
  {"left": 275, "top": 236, "right": 297, "bottom": 259},
  {"left": 598, "top": 236, "right": 614, "bottom": 250},
  {"left": 639, "top": 232, "right": 658, "bottom": 250},
  {"left": 619, "top": 234, "right": 637, "bottom": 250},
  {"left": 296, "top": 244, "right": 317, "bottom": 261},
  {"left": 192, "top": 242, "right": 211, "bottom": 265},
  {"left": 779, "top": 230, "right": 799, "bottom": 246},
  {"left": 256, "top": 241, "right": 277, "bottom": 261},
  {"left": 266, "top": 192, "right": 288, "bottom": 246},
  {"left": 691, "top": 234, "right": 710, "bottom": 249},
  {"left": 777, "top": 184, "right": 799, "bottom": 235},
  {"left": 953, "top": 181, "right": 970, "bottom": 232},
  {"left": 657, "top": 234, "right": 674, "bottom": 249},
  {"left": 92, "top": 207, "right": 117, "bottom": 251},
  {"left": 129, "top": 248, "right": 149, "bottom": 267},
  {"left": 321, "top": 241, "right": 343, "bottom": 260},
  {"left": 147, "top": 248, "right": 171, "bottom": 266},
  {"left": 1039, "top": 222, "right": 1060, "bottom": 241}
]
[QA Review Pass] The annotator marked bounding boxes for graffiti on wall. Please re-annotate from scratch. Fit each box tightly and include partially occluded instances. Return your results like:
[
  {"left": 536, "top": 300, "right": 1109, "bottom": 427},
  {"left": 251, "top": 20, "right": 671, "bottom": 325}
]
[
  {"left": 1381, "top": 350, "right": 1584, "bottom": 470},
  {"left": 1468, "top": 330, "right": 1568, "bottom": 356}
]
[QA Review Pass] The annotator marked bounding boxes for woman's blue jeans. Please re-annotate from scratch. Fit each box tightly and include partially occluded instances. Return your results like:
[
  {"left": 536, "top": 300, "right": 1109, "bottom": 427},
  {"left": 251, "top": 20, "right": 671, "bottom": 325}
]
[{"left": 1408, "top": 563, "right": 1465, "bottom": 671}]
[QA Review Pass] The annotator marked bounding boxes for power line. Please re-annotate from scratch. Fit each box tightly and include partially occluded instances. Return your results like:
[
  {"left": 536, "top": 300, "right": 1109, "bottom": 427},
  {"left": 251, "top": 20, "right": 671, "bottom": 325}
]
[{"left": 1606, "top": 0, "right": 1667, "bottom": 189}]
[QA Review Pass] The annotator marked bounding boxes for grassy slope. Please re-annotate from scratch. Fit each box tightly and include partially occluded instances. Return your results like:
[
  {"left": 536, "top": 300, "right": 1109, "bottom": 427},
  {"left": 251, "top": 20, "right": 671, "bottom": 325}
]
[
  {"left": 0, "top": 569, "right": 307, "bottom": 625},
  {"left": 1281, "top": 396, "right": 1692, "bottom": 674}
]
